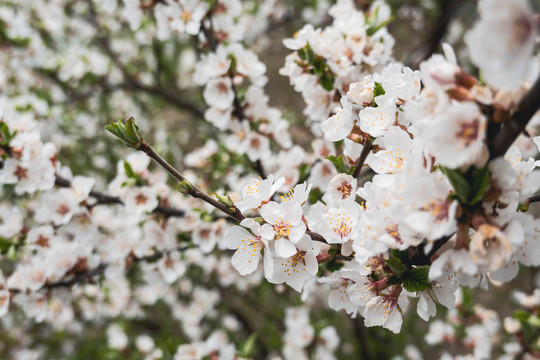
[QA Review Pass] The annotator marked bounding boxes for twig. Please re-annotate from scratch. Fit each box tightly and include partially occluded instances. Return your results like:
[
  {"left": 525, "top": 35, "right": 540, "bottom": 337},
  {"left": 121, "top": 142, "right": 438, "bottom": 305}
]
[
  {"left": 139, "top": 142, "right": 246, "bottom": 222},
  {"left": 55, "top": 175, "right": 185, "bottom": 217},
  {"left": 529, "top": 194, "right": 540, "bottom": 204},
  {"left": 137, "top": 141, "right": 329, "bottom": 242},
  {"left": 352, "top": 138, "right": 373, "bottom": 181},
  {"left": 10, "top": 246, "right": 191, "bottom": 294},
  {"left": 489, "top": 75, "right": 540, "bottom": 159}
]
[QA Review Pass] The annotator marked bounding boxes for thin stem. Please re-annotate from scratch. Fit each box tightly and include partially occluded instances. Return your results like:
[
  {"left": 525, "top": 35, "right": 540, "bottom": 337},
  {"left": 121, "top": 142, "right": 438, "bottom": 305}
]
[
  {"left": 55, "top": 175, "right": 185, "bottom": 217},
  {"left": 352, "top": 138, "right": 374, "bottom": 182},
  {"left": 139, "top": 142, "right": 246, "bottom": 222},
  {"left": 529, "top": 194, "right": 540, "bottom": 204},
  {"left": 138, "top": 142, "right": 329, "bottom": 243},
  {"left": 10, "top": 246, "right": 192, "bottom": 294}
]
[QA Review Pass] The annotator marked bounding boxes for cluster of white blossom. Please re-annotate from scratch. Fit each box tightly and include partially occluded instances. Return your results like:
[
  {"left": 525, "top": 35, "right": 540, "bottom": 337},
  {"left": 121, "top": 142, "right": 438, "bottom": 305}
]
[
  {"left": 280, "top": 0, "right": 394, "bottom": 134},
  {"left": 1, "top": 0, "right": 540, "bottom": 358}
]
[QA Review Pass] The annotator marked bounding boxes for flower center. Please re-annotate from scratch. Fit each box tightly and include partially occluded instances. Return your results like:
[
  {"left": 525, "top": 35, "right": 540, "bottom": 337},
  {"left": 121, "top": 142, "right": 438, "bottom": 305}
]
[
  {"left": 457, "top": 119, "right": 479, "bottom": 146},
  {"left": 337, "top": 180, "right": 352, "bottom": 199},
  {"left": 274, "top": 218, "right": 291, "bottom": 237},
  {"left": 333, "top": 220, "right": 352, "bottom": 239},
  {"left": 289, "top": 251, "right": 307, "bottom": 267}
]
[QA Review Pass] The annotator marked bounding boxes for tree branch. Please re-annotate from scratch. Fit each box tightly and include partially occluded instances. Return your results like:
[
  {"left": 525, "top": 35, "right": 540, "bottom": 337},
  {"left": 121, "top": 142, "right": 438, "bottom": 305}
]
[
  {"left": 352, "top": 138, "right": 373, "bottom": 181},
  {"left": 55, "top": 175, "right": 185, "bottom": 217},
  {"left": 489, "top": 75, "right": 540, "bottom": 159},
  {"left": 137, "top": 141, "right": 329, "bottom": 243}
]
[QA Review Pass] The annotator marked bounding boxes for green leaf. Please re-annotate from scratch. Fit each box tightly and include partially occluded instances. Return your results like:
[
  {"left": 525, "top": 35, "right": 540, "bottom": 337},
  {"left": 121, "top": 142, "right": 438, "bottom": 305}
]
[
  {"left": 241, "top": 333, "right": 258, "bottom": 357},
  {"left": 177, "top": 180, "right": 193, "bottom": 194},
  {"left": 528, "top": 315, "right": 540, "bottom": 328},
  {"left": 469, "top": 166, "right": 490, "bottom": 204},
  {"left": 0, "top": 236, "right": 13, "bottom": 254},
  {"left": 320, "top": 74, "right": 334, "bottom": 91},
  {"left": 401, "top": 267, "right": 432, "bottom": 292},
  {"left": 385, "top": 258, "right": 407, "bottom": 276},
  {"left": 440, "top": 167, "right": 471, "bottom": 203},
  {"left": 214, "top": 192, "right": 234, "bottom": 207},
  {"left": 326, "top": 155, "right": 348, "bottom": 173},
  {"left": 366, "top": 17, "right": 394, "bottom": 36},
  {"left": 514, "top": 310, "right": 530, "bottom": 322},
  {"left": 123, "top": 161, "right": 135, "bottom": 178},
  {"left": 373, "top": 82, "right": 386, "bottom": 99},
  {"left": 391, "top": 249, "right": 409, "bottom": 265},
  {"left": 326, "top": 259, "right": 344, "bottom": 272},
  {"left": 105, "top": 116, "right": 143, "bottom": 149}
]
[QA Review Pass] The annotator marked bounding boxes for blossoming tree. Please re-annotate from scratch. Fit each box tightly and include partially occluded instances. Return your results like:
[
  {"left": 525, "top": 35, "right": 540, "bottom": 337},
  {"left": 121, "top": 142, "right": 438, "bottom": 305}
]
[{"left": 1, "top": 0, "right": 540, "bottom": 358}]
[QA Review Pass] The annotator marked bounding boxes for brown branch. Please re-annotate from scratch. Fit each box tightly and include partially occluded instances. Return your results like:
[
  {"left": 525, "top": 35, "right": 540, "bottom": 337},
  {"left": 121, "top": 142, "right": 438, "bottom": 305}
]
[
  {"left": 10, "top": 246, "right": 191, "bottom": 294},
  {"left": 138, "top": 141, "right": 329, "bottom": 243},
  {"left": 55, "top": 175, "right": 185, "bottom": 217},
  {"left": 352, "top": 138, "right": 373, "bottom": 181},
  {"left": 139, "top": 142, "right": 246, "bottom": 222},
  {"left": 489, "top": 75, "right": 540, "bottom": 159},
  {"left": 529, "top": 194, "right": 540, "bottom": 204}
]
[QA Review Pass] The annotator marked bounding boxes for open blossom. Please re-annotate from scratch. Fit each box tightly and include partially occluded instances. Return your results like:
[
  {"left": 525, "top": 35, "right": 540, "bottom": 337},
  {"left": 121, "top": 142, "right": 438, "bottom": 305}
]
[
  {"left": 0, "top": 205, "right": 23, "bottom": 238},
  {"left": 423, "top": 101, "right": 487, "bottom": 168},
  {"left": 269, "top": 235, "right": 318, "bottom": 292},
  {"left": 235, "top": 175, "right": 285, "bottom": 212},
  {"left": 225, "top": 218, "right": 273, "bottom": 277},
  {"left": 363, "top": 293, "right": 403, "bottom": 333},
  {"left": 321, "top": 98, "right": 354, "bottom": 142},
  {"left": 327, "top": 173, "right": 357, "bottom": 203},
  {"left": 203, "top": 77, "right": 235, "bottom": 111},
  {"left": 466, "top": 0, "right": 538, "bottom": 89},
  {"left": 260, "top": 200, "right": 306, "bottom": 257},
  {"left": 366, "top": 126, "right": 412, "bottom": 174},
  {"left": 347, "top": 76, "right": 374, "bottom": 106},
  {"left": 34, "top": 189, "right": 80, "bottom": 226},
  {"left": 469, "top": 224, "right": 517, "bottom": 272},
  {"left": 320, "top": 200, "right": 361, "bottom": 244},
  {"left": 359, "top": 96, "right": 397, "bottom": 137}
]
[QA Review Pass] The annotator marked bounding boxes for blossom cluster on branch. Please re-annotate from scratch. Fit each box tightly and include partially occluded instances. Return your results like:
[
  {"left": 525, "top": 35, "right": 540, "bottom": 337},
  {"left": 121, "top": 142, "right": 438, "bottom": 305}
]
[{"left": 0, "top": 0, "right": 540, "bottom": 359}]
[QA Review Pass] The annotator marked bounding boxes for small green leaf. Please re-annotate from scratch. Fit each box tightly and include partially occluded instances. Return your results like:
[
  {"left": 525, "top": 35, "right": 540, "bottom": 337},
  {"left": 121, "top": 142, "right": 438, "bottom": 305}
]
[
  {"left": 214, "top": 192, "right": 234, "bottom": 207},
  {"left": 320, "top": 74, "right": 334, "bottom": 91},
  {"left": 402, "top": 267, "right": 432, "bottom": 292},
  {"left": 366, "top": 17, "right": 394, "bottom": 36},
  {"left": 528, "top": 315, "right": 540, "bottom": 328},
  {"left": 440, "top": 167, "right": 471, "bottom": 204},
  {"left": 326, "top": 259, "right": 344, "bottom": 272},
  {"left": 514, "top": 310, "right": 530, "bottom": 322},
  {"left": 123, "top": 161, "right": 135, "bottom": 178},
  {"left": 105, "top": 117, "right": 143, "bottom": 149},
  {"left": 241, "top": 333, "right": 258, "bottom": 357},
  {"left": 177, "top": 180, "right": 193, "bottom": 194},
  {"left": 326, "top": 155, "right": 348, "bottom": 173},
  {"left": 373, "top": 82, "right": 386, "bottom": 98},
  {"left": 385, "top": 258, "right": 407, "bottom": 276},
  {"left": 469, "top": 166, "right": 490, "bottom": 204}
]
